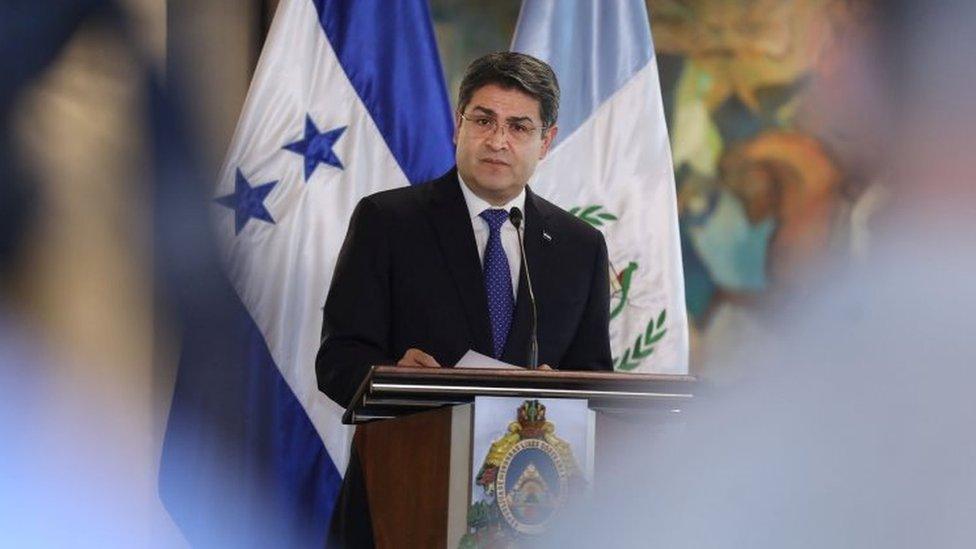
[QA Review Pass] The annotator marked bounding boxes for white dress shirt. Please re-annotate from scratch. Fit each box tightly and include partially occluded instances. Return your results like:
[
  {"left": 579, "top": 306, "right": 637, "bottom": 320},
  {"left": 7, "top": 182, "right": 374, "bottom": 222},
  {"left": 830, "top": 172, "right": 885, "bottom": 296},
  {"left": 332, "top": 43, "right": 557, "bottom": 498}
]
[{"left": 457, "top": 175, "right": 524, "bottom": 298}]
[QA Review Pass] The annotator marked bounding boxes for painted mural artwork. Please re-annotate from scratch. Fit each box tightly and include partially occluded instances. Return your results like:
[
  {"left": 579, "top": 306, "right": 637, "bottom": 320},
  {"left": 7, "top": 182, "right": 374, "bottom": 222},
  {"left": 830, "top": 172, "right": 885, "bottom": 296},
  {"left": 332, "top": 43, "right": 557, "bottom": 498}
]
[
  {"left": 432, "top": 0, "right": 881, "bottom": 374},
  {"left": 648, "top": 0, "right": 881, "bottom": 369}
]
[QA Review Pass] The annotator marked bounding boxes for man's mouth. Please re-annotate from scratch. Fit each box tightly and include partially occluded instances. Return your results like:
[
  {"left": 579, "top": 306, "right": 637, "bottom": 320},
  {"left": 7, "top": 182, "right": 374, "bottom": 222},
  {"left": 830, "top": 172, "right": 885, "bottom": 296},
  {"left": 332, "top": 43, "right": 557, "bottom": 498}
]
[{"left": 480, "top": 158, "right": 510, "bottom": 166}]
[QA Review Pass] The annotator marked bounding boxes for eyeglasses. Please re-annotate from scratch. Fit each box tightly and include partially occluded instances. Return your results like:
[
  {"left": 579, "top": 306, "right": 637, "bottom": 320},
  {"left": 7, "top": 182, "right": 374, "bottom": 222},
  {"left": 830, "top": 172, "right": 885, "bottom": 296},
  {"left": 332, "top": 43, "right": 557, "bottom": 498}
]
[{"left": 459, "top": 112, "right": 543, "bottom": 143}]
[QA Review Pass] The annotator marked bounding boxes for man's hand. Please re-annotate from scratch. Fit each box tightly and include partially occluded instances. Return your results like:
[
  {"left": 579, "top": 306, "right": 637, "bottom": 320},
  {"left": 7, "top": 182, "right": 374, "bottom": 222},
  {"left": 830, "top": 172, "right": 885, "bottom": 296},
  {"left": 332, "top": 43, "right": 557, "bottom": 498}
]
[
  {"left": 397, "top": 348, "right": 442, "bottom": 368},
  {"left": 538, "top": 364, "right": 552, "bottom": 370}
]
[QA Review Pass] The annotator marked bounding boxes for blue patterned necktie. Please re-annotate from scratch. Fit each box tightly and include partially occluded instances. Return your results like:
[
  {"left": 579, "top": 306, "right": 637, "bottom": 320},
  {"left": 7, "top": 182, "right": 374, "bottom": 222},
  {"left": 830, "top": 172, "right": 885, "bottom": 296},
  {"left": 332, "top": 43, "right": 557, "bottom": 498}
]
[{"left": 480, "top": 208, "right": 514, "bottom": 358}]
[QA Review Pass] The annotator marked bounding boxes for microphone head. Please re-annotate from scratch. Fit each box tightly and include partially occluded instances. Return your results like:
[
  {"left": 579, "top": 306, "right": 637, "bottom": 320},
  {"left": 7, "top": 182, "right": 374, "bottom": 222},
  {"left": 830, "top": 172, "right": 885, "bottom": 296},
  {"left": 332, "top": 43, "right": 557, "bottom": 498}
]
[{"left": 509, "top": 206, "right": 523, "bottom": 229}]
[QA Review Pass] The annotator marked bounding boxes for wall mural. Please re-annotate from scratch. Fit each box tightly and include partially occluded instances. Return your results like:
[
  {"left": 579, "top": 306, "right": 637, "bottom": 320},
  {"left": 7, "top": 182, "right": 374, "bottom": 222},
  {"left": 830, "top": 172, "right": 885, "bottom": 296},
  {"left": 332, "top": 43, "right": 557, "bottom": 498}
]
[{"left": 649, "top": 0, "right": 879, "bottom": 369}]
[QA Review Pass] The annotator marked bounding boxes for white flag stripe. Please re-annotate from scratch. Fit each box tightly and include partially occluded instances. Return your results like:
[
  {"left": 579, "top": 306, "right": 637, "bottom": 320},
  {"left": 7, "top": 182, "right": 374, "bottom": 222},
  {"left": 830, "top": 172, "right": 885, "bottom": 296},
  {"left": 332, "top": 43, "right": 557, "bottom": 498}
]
[{"left": 533, "top": 62, "right": 688, "bottom": 373}]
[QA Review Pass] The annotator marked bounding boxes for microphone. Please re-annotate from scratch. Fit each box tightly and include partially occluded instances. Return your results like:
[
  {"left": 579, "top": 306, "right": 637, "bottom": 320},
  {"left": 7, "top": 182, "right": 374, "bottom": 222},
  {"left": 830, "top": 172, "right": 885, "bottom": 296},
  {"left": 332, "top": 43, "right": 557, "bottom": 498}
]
[{"left": 509, "top": 207, "right": 539, "bottom": 370}]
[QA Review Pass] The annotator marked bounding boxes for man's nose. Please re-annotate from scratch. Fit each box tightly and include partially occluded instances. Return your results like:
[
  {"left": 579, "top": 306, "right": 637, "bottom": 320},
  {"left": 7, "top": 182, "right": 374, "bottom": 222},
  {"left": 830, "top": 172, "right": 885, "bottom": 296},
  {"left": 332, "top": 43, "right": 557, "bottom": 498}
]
[{"left": 484, "top": 127, "right": 508, "bottom": 150}]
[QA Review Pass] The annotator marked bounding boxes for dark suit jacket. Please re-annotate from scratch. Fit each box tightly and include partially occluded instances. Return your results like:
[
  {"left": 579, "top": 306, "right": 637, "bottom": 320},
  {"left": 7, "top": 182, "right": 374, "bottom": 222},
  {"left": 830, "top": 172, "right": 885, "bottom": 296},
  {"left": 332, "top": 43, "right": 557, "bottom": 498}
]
[{"left": 316, "top": 168, "right": 612, "bottom": 408}]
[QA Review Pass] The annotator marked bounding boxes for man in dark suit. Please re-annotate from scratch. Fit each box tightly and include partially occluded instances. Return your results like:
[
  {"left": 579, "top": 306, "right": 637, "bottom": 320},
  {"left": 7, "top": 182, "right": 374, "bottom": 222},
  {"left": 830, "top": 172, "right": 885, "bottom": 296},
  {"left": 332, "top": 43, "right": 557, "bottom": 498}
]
[{"left": 316, "top": 51, "right": 612, "bottom": 410}]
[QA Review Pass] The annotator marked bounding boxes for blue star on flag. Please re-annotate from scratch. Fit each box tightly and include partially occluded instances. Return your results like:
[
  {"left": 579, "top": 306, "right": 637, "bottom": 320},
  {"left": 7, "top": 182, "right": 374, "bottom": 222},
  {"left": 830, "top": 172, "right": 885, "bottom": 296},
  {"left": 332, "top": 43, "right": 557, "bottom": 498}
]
[
  {"left": 215, "top": 169, "right": 278, "bottom": 234},
  {"left": 283, "top": 114, "right": 347, "bottom": 181}
]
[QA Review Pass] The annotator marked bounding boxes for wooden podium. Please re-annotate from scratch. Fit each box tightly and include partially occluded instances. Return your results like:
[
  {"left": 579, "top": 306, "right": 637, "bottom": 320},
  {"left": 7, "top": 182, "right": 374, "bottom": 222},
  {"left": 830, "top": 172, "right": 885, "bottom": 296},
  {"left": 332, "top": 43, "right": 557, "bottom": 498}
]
[{"left": 343, "top": 366, "right": 694, "bottom": 548}]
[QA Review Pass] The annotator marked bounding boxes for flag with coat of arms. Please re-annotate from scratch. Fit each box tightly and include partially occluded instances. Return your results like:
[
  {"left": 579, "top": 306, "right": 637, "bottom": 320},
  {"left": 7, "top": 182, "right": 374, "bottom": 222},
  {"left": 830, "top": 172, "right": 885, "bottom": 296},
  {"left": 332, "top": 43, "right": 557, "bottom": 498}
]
[{"left": 512, "top": 0, "right": 689, "bottom": 374}]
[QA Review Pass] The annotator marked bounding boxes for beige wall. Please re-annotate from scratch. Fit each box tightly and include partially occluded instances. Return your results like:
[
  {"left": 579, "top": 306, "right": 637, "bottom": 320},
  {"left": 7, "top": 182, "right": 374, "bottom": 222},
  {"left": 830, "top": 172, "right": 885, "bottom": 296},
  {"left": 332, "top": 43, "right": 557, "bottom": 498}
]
[{"left": 168, "top": 0, "right": 260, "bottom": 177}]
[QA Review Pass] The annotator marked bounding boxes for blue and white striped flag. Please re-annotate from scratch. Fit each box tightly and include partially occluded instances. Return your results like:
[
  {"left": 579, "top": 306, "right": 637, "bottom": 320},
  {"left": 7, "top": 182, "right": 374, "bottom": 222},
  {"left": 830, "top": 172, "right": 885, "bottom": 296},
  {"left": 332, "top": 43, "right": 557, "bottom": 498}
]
[
  {"left": 160, "top": 0, "right": 454, "bottom": 545},
  {"left": 513, "top": 0, "right": 688, "bottom": 374}
]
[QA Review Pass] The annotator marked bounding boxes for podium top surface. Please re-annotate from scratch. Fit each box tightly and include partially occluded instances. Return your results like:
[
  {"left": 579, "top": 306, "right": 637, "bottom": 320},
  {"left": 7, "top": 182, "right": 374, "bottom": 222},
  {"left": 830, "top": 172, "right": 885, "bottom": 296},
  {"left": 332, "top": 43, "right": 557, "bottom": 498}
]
[{"left": 343, "top": 365, "right": 696, "bottom": 424}]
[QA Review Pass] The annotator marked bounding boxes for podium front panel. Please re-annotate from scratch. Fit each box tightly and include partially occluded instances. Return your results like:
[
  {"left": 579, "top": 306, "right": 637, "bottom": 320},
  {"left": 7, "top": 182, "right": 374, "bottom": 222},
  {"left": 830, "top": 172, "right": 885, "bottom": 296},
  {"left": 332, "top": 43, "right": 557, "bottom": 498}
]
[{"left": 459, "top": 397, "right": 594, "bottom": 545}]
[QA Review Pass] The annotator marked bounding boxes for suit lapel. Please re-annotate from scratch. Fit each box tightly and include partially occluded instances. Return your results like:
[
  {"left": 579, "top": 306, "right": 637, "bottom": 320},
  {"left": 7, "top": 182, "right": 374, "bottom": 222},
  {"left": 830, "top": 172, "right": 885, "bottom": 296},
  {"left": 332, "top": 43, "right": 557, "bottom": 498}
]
[
  {"left": 501, "top": 187, "right": 550, "bottom": 366},
  {"left": 423, "top": 171, "right": 494, "bottom": 357}
]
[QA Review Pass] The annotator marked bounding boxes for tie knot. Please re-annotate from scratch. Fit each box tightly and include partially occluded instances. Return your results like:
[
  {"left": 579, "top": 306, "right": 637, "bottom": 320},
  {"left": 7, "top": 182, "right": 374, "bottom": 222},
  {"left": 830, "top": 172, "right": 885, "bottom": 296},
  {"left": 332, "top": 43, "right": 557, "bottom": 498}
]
[{"left": 479, "top": 208, "right": 509, "bottom": 232}]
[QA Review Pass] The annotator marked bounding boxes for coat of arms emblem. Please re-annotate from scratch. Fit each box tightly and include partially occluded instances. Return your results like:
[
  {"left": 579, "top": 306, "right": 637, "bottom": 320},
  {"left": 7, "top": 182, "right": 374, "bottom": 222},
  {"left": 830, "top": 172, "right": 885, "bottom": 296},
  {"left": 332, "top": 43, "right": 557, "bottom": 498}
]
[{"left": 461, "top": 400, "right": 584, "bottom": 547}]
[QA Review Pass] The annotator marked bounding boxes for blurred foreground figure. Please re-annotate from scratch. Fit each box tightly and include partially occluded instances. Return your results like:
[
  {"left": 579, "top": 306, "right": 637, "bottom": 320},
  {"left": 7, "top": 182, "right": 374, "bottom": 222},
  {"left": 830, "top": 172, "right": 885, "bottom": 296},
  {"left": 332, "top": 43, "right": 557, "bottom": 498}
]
[
  {"left": 0, "top": 2, "right": 156, "bottom": 545},
  {"left": 0, "top": 2, "right": 220, "bottom": 546},
  {"left": 542, "top": 2, "right": 976, "bottom": 547}
]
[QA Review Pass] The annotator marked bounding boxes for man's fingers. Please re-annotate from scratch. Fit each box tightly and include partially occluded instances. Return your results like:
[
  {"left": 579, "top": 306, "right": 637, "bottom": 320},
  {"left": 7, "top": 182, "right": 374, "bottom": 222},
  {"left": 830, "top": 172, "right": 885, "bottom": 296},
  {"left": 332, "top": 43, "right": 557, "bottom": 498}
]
[
  {"left": 538, "top": 363, "right": 552, "bottom": 370},
  {"left": 396, "top": 354, "right": 420, "bottom": 367},
  {"left": 412, "top": 350, "right": 441, "bottom": 368},
  {"left": 397, "top": 348, "right": 442, "bottom": 368}
]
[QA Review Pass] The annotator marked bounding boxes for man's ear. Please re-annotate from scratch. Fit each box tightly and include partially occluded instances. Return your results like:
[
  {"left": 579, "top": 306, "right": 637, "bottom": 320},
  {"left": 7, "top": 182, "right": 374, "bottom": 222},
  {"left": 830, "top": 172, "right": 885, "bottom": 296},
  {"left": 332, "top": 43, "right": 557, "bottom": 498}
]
[
  {"left": 539, "top": 124, "right": 558, "bottom": 159},
  {"left": 453, "top": 112, "right": 461, "bottom": 146}
]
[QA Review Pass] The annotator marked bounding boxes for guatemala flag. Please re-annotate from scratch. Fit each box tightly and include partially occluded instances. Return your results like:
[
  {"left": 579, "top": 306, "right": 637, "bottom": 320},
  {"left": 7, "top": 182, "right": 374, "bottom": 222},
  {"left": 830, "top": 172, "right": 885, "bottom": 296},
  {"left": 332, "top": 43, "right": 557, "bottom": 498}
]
[
  {"left": 513, "top": 0, "right": 689, "bottom": 374},
  {"left": 159, "top": 0, "right": 454, "bottom": 546}
]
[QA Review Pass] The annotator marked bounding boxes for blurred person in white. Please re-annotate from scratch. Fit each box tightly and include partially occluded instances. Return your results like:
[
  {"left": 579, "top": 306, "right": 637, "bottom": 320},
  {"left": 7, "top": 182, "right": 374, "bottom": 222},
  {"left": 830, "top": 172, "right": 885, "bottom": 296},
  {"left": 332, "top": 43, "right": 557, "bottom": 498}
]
[{"left": 536, "top": 2, "right": 976, "bottom": 547}]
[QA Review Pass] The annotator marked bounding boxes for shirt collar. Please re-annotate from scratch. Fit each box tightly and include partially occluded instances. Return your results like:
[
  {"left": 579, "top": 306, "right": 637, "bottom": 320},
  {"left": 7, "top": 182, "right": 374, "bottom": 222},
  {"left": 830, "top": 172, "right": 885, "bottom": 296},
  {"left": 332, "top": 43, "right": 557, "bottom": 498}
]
[{"left": 457, "top": 172, "right": 527, "bottom": 221}]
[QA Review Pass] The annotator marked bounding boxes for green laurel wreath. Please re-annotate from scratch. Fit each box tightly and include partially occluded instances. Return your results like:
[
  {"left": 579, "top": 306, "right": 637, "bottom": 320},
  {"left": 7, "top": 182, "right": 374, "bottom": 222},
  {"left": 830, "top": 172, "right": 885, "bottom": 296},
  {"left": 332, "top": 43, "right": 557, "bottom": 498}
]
[
  {"left": 614, "top": 309, "right": 668, "bottom": 371},
  {"left": 568, "top": 205, "right": 618, "bottom": 227}
]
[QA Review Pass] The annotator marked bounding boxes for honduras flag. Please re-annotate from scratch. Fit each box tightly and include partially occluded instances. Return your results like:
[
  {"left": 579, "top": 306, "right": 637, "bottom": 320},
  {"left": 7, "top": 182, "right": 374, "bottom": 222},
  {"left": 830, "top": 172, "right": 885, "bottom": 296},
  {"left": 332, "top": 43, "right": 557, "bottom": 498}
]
[
  {"left": 159, "top": 0, "right": 454, "bottom": 546},
  {"left": 513, "top": 0, "right": 688, "bottom": 374}
]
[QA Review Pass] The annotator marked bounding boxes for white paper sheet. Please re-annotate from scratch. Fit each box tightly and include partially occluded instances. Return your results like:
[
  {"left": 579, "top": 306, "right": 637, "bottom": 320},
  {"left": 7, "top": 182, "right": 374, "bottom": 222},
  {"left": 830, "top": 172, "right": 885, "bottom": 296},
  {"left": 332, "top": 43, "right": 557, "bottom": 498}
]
[{"left": 454, "top": 349, "right": 522, "bottom": 370}]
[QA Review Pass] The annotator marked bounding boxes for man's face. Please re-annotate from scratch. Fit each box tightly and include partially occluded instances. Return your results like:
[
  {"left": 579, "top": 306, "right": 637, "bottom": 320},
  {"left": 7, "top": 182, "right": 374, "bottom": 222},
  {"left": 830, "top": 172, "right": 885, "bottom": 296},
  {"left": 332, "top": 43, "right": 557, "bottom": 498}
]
[{"left": 454, "top": 83, "right": 557, "bottom": 205}]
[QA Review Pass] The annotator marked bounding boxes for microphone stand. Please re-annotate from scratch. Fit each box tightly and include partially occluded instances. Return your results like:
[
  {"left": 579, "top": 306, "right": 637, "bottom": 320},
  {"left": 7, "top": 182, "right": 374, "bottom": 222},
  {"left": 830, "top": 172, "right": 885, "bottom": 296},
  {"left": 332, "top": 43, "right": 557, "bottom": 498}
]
[{"left": 510, "top": 207, "right": 538, "bottom": 369}]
